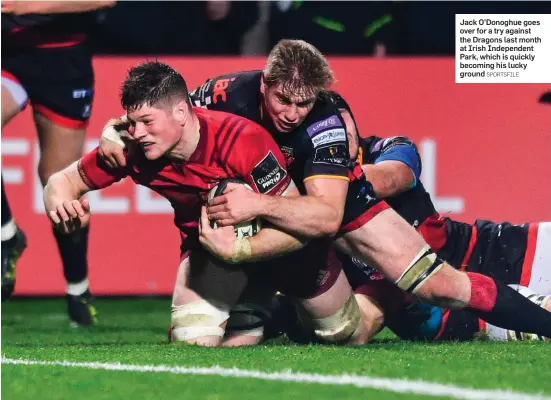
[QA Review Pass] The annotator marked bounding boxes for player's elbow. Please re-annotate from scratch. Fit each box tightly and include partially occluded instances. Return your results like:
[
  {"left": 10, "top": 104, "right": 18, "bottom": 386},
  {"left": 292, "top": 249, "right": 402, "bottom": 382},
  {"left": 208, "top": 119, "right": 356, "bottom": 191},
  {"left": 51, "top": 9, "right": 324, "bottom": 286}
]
[
  {"left": 326, "top": 219, "right": 342, "bottom": 237},
  {"left": 318, "top": 210, "right": 342, "bottom": 237},
  {"left": 303, "top": 218, "right": 339, "bottom": 237}
]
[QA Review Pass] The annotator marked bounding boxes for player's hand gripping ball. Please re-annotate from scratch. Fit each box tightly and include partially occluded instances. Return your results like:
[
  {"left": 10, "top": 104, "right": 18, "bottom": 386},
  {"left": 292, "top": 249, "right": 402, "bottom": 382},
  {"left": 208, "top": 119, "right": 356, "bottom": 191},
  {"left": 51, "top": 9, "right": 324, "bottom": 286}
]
[{"left": 207, "top": 179, "right": 262, "bottom": 238}]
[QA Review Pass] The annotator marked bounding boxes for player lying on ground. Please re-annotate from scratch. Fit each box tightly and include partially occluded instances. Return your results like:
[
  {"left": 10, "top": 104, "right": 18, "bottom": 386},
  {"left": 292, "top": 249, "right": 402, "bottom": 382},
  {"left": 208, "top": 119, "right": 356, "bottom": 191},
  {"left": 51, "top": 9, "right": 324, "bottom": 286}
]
[
  {"left": 43, "top": 61, "right": 376, "bottom": 347},
  {"left": 327, "top": 96, "right": 551, "bottom": 341},
  {"left": 269, "top": 282, "right": 551, "bottom": 343},
  {"left": 98, "top": 40, "right": 551, "bottom": 340},
  {"left": 330, "top": 92, "right": 551, "bottom": 296},
  {"left": 336, "top": 258, "right": 551, "bottom": 342}
]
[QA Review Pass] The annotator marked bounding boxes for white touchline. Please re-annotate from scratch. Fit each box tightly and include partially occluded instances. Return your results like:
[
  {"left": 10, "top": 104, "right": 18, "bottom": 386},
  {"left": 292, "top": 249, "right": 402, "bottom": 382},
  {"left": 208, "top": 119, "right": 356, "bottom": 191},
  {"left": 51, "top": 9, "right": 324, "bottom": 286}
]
[{"left": 2, "top": 357, "right": 550, "bottom": 400}]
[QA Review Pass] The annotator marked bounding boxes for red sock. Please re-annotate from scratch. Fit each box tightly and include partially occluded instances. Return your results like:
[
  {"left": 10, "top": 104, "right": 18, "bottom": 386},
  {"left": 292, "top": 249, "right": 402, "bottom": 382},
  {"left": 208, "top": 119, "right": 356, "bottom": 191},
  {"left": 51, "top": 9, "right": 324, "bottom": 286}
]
[{"left": 466, "top": 272, "right": 497, "bottom": 313}]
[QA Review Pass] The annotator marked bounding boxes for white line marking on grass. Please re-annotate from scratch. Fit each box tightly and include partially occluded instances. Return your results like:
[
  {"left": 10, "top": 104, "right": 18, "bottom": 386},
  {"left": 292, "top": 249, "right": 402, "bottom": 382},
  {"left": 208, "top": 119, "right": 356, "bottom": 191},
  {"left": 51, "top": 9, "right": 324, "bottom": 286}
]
[{"left": 2, "top": 357, "right": 550, "bottom": 400}]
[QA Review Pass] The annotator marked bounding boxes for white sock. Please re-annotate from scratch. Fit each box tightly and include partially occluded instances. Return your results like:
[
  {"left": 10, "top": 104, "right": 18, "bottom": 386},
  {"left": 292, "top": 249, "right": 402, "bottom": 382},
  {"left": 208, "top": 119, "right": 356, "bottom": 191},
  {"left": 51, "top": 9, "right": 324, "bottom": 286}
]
[
  {"left": 67, "top": 278, "right": 89, "bottom": 296},
  {"left": 484, "top": 323, "right": 509, "bottom": 341},
  {"left": 525, "top": 222, "right": 551, "bottom": 295},
  {"left": 485, "top": 323, "right": 546, "bottom": 341},
  {"left": 1, "top": 219, "right": 17, "bottom": 242}
]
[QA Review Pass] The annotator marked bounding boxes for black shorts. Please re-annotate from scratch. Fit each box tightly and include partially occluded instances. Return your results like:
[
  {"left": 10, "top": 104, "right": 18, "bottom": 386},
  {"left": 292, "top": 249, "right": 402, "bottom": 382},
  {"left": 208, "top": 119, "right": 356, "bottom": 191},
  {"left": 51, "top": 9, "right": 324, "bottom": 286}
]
[
  {"left": 437, "top": 218, "right": 532, "bottom": 285},
  {"left": 463, "top": 220, "right": 531, "bottom": 285},
  {"left": 339, "top": 174, "right": 390, "bottom": 232},
  {"left": 336, "top": 249, "right": 377, "bottom": 289},
  {"left": 2, "top": 43, "right": 94, "bottom": 129}
]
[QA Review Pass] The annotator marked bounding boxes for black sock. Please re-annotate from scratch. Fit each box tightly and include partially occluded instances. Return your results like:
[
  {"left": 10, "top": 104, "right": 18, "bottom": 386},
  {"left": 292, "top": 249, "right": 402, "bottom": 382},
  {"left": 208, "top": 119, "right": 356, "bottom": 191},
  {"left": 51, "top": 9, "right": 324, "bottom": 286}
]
[
  {"left": 468, "top": 273, "right": 551, "bottom": 337},
  {"left": 1, "top": 178, "right": 13, "bottom": 226},
  {"left": 53, "top": 226, "right": 90, "bottom": 284}
]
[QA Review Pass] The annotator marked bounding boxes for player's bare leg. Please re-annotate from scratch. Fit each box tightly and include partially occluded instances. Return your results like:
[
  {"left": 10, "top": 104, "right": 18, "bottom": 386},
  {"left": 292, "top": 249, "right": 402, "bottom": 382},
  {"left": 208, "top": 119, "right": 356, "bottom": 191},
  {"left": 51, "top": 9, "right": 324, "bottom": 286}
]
[
  {"left": 34, "top": 112, "right": 86, "bottom": 186},
  {"left": 334, "top": 208, "right": 551, "bottom": 337},
  {"left": 1, "top": 81, "right": 28, "bottom": 301},
  {"left": 263, "top": 243, "right": 371, "bottom": 346},
  {"left": 354, "top": 293, "right": 386, "bottom": 340},
  {"left": 292, "top": 269, "right": 371, "bottom": 345},
  {"left": 336, "top": 209, "right": 469, "bottom": 306},
  {"left": 1, "top": 84, "right": 23, "bottom": 127},
  {"left": 171, "top": 251, "right": 248, "bottom": 346},
  {"left": 34, "top": 111, "right": 96, "bottom": 325}
]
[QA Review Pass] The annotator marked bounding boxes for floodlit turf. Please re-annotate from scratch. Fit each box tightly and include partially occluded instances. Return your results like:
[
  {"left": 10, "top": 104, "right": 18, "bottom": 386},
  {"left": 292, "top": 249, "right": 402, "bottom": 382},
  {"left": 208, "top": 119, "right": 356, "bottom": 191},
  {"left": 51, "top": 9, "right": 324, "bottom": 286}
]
[{"left": 2, "top": 298, "right": 550, "bottom": 400}]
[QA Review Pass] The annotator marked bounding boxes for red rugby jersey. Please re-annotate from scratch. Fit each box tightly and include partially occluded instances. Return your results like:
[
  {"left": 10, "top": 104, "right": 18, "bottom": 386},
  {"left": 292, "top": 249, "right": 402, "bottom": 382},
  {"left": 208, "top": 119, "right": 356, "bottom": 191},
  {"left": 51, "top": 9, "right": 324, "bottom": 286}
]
[{"left": 78, "top": 107, "right": 290, "bottom": 255}]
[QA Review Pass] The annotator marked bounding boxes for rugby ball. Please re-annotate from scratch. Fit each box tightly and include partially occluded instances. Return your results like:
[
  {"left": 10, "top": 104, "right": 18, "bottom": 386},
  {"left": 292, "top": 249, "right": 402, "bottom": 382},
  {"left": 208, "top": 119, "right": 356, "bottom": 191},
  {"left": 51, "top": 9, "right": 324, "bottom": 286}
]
[{"left": 207, "top": 179, "right": 262, "bottom": 239}]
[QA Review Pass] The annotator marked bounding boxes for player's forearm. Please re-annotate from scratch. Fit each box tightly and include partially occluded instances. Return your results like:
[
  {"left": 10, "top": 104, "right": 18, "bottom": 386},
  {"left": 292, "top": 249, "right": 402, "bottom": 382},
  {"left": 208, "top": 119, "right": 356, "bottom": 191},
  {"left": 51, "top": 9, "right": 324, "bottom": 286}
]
[
  {"left": 22, "top": 1, "right": 116, "bottom": 14},
  {"left": 244, "top": 226, "right": 309, "bottom": 262},
  {"left": 258, "top": 195, "right": 342, "bottom": 237},
  {"left": 362, "top": 163, "right": 413, "bottom": 198}
]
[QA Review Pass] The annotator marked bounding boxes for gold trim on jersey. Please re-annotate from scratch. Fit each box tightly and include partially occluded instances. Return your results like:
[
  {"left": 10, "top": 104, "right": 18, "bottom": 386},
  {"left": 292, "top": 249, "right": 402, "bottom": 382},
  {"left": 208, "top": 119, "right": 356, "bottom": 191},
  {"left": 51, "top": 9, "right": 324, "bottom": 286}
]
[{"left": 303, "top": 175, "right": 350, "bottom": 183}]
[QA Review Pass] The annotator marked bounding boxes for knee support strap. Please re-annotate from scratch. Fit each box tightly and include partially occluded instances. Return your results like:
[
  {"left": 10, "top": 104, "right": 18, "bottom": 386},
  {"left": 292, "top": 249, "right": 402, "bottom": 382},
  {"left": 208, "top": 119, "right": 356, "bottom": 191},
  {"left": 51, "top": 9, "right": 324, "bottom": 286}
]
[
  {"left": 170, "top": 299, "right": 230, "bottom": 341},
  {"left": 395, "top": 245, "right": 444, "bottom": 294},
  {"left": 311, "top": 293, "right": 361, "bottom": 343}
]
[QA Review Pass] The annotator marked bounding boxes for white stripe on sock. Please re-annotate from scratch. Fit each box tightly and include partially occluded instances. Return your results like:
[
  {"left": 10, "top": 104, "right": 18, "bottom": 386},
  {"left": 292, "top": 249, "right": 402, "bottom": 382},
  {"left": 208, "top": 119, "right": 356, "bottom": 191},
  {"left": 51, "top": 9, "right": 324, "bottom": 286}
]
[
  {"left": 1, "top": 219, "right": 17, "bottom": 241},
  {"left": 67, "top": 279, "right": 89, "bottom": 296}
]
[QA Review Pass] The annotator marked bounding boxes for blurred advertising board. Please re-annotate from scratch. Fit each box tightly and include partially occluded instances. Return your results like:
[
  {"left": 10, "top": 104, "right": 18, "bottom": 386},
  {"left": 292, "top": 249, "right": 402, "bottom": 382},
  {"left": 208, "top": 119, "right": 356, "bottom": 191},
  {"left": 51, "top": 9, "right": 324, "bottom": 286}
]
[{"left": 2, "top": 57, "right": 549, "bottom": 295}]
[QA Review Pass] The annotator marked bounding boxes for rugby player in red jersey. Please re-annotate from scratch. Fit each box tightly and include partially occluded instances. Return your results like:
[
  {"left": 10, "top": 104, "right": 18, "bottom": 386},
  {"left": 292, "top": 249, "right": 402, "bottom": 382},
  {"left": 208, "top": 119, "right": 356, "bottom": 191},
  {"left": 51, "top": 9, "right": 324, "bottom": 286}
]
[
  {"left": 195, "top": 41, "right": 551, "bottom": 339},
  {"left": 44, "top": 61, "right": 376, "bottom": 346},
  {"left": 98, "top": 42, "right": 551, "bottom": 340}
]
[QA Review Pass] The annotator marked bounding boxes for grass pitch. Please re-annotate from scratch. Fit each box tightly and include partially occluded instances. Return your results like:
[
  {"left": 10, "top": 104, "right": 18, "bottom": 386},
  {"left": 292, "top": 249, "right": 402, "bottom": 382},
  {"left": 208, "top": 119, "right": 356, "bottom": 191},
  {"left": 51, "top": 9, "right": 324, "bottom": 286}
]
[{"left": 2, "top": 298, "right": 550, "bottom": 400}]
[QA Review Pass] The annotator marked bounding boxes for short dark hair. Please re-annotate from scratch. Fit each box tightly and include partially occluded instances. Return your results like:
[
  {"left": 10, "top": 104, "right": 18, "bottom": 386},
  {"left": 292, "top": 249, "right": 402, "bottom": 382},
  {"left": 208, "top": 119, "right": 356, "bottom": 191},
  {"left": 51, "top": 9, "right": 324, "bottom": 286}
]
[
  {"left": 263, "top": 39, "right": 334, "bottom": 98},
  {"left": 120, "top": 61, "right": 191, "bottom": 112}
]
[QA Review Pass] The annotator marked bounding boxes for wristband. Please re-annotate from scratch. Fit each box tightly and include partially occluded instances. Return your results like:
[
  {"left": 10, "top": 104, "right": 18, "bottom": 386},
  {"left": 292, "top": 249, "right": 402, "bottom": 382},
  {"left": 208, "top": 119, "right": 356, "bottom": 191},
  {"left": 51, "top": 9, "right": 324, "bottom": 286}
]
[{"left": 231, "top": 238, "right": 252, "bottom": 263}]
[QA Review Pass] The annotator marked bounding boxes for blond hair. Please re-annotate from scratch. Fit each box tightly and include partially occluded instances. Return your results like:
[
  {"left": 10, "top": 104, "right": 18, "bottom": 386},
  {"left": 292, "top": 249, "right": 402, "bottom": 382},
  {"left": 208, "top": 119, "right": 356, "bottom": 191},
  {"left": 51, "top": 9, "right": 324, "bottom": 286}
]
[{"left": 264, "top": 39, "right": 334, "bottom": 98}]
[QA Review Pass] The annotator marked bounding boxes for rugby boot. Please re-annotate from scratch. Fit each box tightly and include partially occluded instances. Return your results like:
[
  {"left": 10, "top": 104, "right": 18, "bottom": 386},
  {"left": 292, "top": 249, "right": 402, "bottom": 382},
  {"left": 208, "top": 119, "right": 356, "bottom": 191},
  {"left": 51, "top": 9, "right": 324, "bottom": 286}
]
[
  {"left": 67, "top": 289, "right": 98, "bottom": 326},
  {"left": 1, "top": 227, "right": 27, "bottom": 301}
]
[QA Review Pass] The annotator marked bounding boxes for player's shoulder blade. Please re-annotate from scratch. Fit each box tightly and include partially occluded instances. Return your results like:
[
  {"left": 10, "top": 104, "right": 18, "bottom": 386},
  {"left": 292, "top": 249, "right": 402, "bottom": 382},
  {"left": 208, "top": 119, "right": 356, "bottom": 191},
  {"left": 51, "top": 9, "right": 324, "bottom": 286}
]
[{"left": 193, "top": 70, "right": 261, "bottom": 111}]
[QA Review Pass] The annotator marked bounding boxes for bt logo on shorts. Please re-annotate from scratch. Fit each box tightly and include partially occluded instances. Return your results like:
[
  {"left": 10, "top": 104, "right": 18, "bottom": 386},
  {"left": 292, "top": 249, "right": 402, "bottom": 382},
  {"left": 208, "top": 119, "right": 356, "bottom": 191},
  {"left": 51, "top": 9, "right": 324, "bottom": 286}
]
[{"left": 72, "top": 88, "right": 93, "bottom": 99}]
